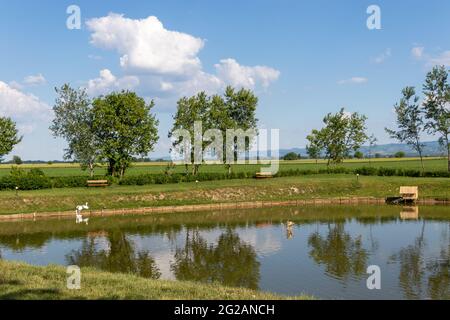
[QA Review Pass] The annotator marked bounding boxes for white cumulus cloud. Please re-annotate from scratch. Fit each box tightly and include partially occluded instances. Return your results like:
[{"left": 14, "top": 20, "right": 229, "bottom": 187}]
[
  {"left": 86, "top": 14, "right": 204, "bottom": 76},
  {"left": 84, "top": 14, "right": 280, "bottom": 101},
  {"left": 214, "top": 58, "right": 280, "bottom": 89},
  {"left": 86, "top": 69, "right": 140, "bottom": 95},
  {"left": 0, "top": 81, "right": 50, "bottom": 119}
]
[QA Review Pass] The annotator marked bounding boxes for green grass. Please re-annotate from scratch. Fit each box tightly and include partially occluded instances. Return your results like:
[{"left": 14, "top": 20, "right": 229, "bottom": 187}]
[
  {"left": 0, "top": 157, "right": 447, "bottom": 177},
  {"left": 0, "top": 174, "right": 449, "bottom": 215},
  {"left": 0, "top": 261, "right": 309, "bottom": 300}
]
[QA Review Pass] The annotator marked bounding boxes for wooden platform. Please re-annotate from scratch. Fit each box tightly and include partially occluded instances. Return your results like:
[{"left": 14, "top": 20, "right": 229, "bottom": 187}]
[{"left": 255, "top": 172, "right": 273, "bottom": 179}]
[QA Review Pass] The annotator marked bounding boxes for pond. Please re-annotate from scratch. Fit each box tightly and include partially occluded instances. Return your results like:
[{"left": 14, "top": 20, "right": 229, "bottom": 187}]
[{"left": 0, "top": 205, "right": 449, "bottom": 299}]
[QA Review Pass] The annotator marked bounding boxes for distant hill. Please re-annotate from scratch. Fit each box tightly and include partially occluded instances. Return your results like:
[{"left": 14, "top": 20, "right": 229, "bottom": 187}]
[{"left": 279, "top": 141, "right": 446, "bottom": 158}]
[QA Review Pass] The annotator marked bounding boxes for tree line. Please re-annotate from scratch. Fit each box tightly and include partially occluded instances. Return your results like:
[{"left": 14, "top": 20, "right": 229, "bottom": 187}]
[
  {"left": 305, "top": 66, "right": 450, "bottom": 174},
  {"left": 0, "top": 65, "right": 448, "bottom": 177}
]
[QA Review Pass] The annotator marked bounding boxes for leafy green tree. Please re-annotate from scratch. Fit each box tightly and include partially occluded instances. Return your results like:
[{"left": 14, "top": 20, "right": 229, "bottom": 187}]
[
  {"left": 222, "top": 86, "right": 258, "bottom": 173},
  {"left": 0, "top": 117, "right": 22, "bottom": 163},
  {"left": 51, "top": 84, "right": 101, "bottom": 177},
  {"left": 168, "top": 92, "right": 211, "bottom": 175},
  {"left": 169, "top": 87, "right": 258, "bottom": 175},
  {"left": 306, "top": 129, "right": 322, "bottom": 171},
  {"left": 282, "top": 152, "right": 301, "bottom": 160},
  {"left": 92, "top": 91, "right": 159, "bottom": 178},
  {"left": 422, "top": 66, "right": 450, "bottom": 172},
  {"left": 385, "top": 87, "right": 425, "bottom": 174},
  {"left": 309, "top": 108, "right": 367, "bottom": 165},
  {"left": 394, "top": 151, "right": 405, "bottom": 158},
  {"left": 354, "top": 151, "right": 364, "bottom": 159},
  {"left": 12, "top": 155, "right": 23, "bottom": 165}
]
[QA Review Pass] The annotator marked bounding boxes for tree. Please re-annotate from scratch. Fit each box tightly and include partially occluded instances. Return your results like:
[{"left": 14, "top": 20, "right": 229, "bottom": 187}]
[
  {"left": 12, "top": 155, "right": 22, "bottom": 165},
  {"left": 354, "top": 151, "right": 364, "bottom": 159},
  {"left": 169, "top": 86, "right": 258, "bottom": 175},
  {"left": 309, "top": 108, "right": 367, "bottom": 165},
  {"left": 92, "top": 91, "right": 159, "bottom": 178},
  {"left": 222, "top": 86, "right": 258, "bottom": 174},
  {"left": 422, "top": 66, "right": 450, "bottom": 172},
  {"left": 51, "top": 84, "right": 101, "bottom": 177},
  {"left": 306, "top": 129, "right": 322, "bottom": 171},
  {"left": 282, "top": 152, "right": 301, "bottom": 160},
  {"left": 394, "top": 151, "right": 405, "bottom": 158},
  {"left": 386, "top": 87, "right": 425, "bottom": 174},
  {"left": 0, "top": 117, "right": 22, "bottom": 163},
  {"left": 168, "top": 92, "right": 211, "bottom": 175}
]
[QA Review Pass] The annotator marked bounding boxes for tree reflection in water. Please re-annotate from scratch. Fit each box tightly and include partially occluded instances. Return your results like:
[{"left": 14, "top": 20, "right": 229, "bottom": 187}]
[
  {"left": 390, "top": 221, "right": 449, "bottom": 299},
  {"left": 66, "top": 230, "right": 161, "bottom": 279},
  {"left": 308, "top": 223, "right": 368, "bottom": 280},
  {"left": 171, "top": 228, "right": 260, "bottom": 290}
]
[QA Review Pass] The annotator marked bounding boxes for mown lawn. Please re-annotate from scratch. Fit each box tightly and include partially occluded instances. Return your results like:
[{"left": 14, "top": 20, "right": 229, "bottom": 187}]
[
  {"left": 0, "top": 157, "right": 447, "bottom": 177},
  {"left": 0, "top": 261, "right": 309, "bottom": 300},
  {"left": 0, "top": 174, "right": 448, "bottom": 215}
]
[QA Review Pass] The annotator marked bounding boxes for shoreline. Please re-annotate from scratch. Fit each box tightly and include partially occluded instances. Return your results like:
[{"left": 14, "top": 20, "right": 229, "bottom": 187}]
[{"left": 1, "top": 196, "right": 449, "bottom": 221}]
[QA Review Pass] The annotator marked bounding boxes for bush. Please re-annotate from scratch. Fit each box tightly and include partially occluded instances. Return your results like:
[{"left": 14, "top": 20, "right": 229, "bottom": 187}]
[
  {"left": 394, "top": 151, "right": 405, "bottom": 158},
  {"left": 354, "top": 167, "right": 378, "bottom": 176}
]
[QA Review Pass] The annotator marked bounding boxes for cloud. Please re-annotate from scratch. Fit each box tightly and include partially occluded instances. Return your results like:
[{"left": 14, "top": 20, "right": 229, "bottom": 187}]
[
  {"left": 23, "top": 73, "right": 46, "bottom": 86},
  {"left": 88, "top": 54, "right": 102, "bottom": 60},
  {"left": 372, "top": 48, "right": 391, "bottom": 64},
  {"left": 84, "top": 14, "right": 280, "bottom": 101},
  {"left": 411, "top": 46, "right": 450, "bottom": 67},
  {"left": 86, "top": 14, "right": 204, "bottom": 76},
  {"left": 428, "top": 51, "right": 450, "bottom": 66},
  {"left": 86, "top": 69, "right": 140, "bottom": 95},
  {"left": 337, "top": 77, "right": 368, "bottom": 85},
  {"left": 411, "top": 46, "right": 425, "bottom": 59},
  {"left": 0, "top": 81, "right": 51, "bottom": 119},
  {"left": 214, "top": 58, "right": 280, "bottom": 89}
]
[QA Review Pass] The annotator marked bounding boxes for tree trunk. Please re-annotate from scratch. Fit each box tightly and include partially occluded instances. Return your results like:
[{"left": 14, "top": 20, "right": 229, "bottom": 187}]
[
  {"left": 447, "top": 142, "right": 450, "bottom": 172},
  {"left": 418, "top": 150, "right": 424, "bottom": 176},
  {"left": 89, "top": 162, "right": 94, "bottom": 178}
]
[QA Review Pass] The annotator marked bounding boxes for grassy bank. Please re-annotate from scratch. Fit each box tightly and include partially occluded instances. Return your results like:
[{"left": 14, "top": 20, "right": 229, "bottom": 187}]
[
  {"left": 0, "top": 174, "right": 448, "bottom": 215},
  {"left": 0, "top": 261, "right": 307, "bottom": 300}
]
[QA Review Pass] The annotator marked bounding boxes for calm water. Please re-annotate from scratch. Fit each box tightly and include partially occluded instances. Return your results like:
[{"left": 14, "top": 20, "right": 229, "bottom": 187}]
[{"left": 0, "top": 205, "right": 449, "bottom": 299}]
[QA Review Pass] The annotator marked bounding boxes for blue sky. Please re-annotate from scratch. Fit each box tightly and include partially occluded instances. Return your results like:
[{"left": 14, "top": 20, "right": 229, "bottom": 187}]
[{"left": 1, "top": 0, "right": 449, "bottom": 160}]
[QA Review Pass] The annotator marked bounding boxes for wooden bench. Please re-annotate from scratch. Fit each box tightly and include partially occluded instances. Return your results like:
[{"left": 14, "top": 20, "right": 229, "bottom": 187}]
[
  {"left": 255, "top": 172, "right": 273, "bottom": 179},
  {"left": 87, "top": 180, "right": 109, "bottom": 187},
  {"left": 400, "top": 186, "right": 418, "bottom": 201}
]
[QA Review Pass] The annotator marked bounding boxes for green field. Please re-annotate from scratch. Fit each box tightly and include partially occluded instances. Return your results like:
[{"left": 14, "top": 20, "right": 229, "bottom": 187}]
[
  {"left": 0, "top": 174, "right": 449, "bottom": 215},
  {"left": 0, "top": 157, "right": 447, "bottom": 177},
  {"left": 0, "top": 261, "right": 308, "bottom": 300}
]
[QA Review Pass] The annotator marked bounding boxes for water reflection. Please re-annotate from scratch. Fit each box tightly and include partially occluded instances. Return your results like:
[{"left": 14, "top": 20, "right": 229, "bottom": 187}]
[
  {"left": 389, "top": 220, "right": 449, "bottom": 299},
  {"left": 400, "top": 207, "right": 419, "bottom": 220},
  {"left": 66, "top": 230, "right": 161, "bottom": 279},
  {"left": 171, "top": 229, "right": 260, "bottom": 290},
  {"left": 308, "top": 223, "right": 368, "bottom": 280},
  {"left": 0, "top": 205, "right": 449, "bottom": 299}
]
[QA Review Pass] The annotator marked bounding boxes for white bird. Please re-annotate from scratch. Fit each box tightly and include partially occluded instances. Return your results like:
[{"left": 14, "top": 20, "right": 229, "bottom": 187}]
[{"left": 75, "top": 202, "right": 89, "bottom": 225}]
